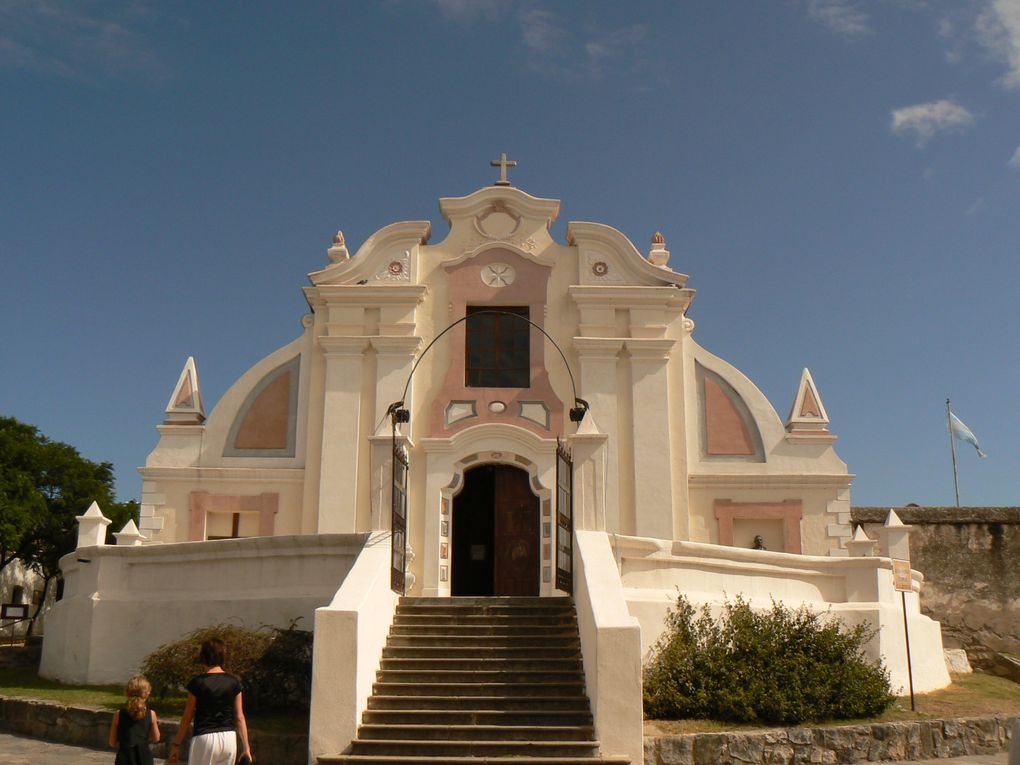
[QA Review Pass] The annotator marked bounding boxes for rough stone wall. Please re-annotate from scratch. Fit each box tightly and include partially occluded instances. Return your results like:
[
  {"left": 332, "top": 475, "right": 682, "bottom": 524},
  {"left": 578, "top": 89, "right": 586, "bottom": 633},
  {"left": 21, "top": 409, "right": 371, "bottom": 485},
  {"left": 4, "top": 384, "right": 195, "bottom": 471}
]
[
  {"left": 644, "top": 716, "right": 1016, "bottom": 764},
  {"left": 852, "top": 506, "right": 1020, "bottom": 675}
]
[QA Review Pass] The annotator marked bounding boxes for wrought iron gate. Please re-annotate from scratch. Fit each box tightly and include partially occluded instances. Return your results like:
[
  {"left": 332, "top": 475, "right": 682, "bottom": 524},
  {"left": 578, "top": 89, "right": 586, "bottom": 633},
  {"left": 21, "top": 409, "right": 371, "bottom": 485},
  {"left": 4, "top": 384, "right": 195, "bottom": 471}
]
[
  {"left": 391, "top": 442, "right": 409, "bottom": 594},
  {"left": 555, "top": 440, "right": 573, "bottom": 593}
]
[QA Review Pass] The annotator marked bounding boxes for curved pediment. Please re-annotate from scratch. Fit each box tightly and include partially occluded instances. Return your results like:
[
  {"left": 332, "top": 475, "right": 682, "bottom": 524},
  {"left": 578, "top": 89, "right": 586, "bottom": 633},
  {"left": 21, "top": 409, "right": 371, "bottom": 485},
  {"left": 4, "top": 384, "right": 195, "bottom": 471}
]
[
  {"left": 567, "top": 221, "right": 690, "bottom": 288},
  {"left": 432, "top": 186, "right": 560, "bottom": 258},
  {"left": 308, "top": 220, "right": 432, "bottom": 286}
]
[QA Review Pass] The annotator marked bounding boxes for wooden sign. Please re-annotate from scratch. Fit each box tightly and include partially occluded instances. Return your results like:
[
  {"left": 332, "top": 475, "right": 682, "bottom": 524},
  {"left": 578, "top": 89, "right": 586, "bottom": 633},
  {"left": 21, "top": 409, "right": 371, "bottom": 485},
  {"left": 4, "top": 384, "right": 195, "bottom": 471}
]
[{"left": 891, "top": 559, "right": 912, "bottom": 592}]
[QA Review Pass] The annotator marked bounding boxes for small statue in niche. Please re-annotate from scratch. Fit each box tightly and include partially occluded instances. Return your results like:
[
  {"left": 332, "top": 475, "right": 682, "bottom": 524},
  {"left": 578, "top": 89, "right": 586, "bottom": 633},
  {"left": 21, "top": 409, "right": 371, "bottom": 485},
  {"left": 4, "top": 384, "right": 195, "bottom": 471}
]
[{"left": 752, "top": 535, "right": 766, "bottom": 550}]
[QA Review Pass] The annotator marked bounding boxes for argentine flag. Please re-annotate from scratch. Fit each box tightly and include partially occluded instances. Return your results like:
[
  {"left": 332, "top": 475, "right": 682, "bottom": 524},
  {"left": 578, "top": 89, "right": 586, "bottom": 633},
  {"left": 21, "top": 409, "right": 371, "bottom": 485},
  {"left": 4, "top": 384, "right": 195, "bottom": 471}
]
[{"left": 950, "top": 413, "right": 987, "bottom": 458}]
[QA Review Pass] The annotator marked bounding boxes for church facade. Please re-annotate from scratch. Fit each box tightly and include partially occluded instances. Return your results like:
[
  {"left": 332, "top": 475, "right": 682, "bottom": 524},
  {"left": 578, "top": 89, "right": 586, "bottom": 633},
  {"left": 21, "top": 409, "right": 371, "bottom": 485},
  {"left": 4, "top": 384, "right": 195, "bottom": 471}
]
[
  {"left": 41, "top": 167, "right": 951, "bottom": 764},
  {"left": 141, "top": 178, "right": 853, "bottom": 577}
]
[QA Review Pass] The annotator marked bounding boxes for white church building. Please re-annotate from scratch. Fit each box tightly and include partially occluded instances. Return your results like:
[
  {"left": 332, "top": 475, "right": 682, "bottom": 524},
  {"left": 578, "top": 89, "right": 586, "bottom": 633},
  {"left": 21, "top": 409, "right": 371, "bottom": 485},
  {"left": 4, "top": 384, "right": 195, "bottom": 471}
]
[{"left": 41, "top": 161, "right": 950, "bottom": 764}]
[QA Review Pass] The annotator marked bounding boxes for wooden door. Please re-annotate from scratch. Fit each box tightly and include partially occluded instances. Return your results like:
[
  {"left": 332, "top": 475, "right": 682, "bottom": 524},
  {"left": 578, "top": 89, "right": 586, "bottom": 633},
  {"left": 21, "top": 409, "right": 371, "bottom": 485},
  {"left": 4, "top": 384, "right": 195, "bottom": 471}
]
[{"left": 494, "top": 466, "right": 539, "bottom": 596}]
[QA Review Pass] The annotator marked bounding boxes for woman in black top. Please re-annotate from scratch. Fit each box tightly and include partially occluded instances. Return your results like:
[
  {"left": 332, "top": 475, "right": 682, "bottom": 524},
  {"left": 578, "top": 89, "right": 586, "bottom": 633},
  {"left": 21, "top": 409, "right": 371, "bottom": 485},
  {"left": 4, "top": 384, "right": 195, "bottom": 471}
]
[{"left": 168, "top": 638, "right": 253, "bottom": 765}]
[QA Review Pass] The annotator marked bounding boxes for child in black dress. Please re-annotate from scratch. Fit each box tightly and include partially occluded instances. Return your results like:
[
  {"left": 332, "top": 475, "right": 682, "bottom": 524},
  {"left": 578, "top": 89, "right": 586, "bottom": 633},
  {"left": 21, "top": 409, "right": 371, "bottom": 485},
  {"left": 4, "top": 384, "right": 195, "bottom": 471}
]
[{"left": 109, "top": 675, "right": 160, "bottom": 765}]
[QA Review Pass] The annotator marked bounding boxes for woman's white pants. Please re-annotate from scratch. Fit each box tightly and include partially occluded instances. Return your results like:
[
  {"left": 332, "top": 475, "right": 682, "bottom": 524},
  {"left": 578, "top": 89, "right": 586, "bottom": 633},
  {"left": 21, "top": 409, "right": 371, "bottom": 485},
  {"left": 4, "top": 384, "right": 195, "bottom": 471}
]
[{"left": 189, "top": 731, "right": 237, "bottom": 765}]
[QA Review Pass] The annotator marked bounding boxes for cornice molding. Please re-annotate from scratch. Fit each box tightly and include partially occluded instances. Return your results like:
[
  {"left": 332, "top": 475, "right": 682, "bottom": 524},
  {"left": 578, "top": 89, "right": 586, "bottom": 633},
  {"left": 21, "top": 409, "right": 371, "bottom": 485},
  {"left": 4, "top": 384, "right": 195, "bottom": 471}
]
[
  {"left": 688, "top": 473, "right": 854, "bottom": 489},
  {"left": 138, "top": 466, "right": 305, "bottom": 482}
]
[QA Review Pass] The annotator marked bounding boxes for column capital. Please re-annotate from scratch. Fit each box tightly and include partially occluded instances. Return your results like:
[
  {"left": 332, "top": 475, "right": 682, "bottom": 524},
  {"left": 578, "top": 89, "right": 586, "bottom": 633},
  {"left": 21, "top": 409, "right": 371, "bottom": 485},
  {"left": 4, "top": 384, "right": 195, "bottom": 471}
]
[
  {"left": 573, "top": 337, "right": 625, "bottom": 359},
  {"left": 624, "top": 338, "right": 675, "bottom": 360},
  {"left": 318, "top": 335, "right": 370, "bottom": 357},
  {"left": 370, "top": 336, "right": 423, "bottom": 356}
]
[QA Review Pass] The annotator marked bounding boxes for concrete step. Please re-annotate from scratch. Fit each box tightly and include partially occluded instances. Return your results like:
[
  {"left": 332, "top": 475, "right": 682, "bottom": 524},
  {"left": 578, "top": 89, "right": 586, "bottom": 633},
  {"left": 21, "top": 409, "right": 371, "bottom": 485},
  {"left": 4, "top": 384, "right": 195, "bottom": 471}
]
[
  {"left": 386, "top": 634, "right": 580, "bottom": 648},
  {"left": 379, "top": 657, "right": 582, "bottom": 672},
  {"left": 321, "top": 756, "right": 630, "bottom": 764},
  {"left": 376, "top": 669, "right": 584, "bottom": 684},
  {"left": 371, "top": 682, "right": 586, "bottom": 697},
  {"left": 393, "top": 613, "right": 576, "bottom": 626},
  {"left": 400, "top": 596, "right": 571, "bottom": 608},
  {"left": 366, "top": 695, "right": 591, "bottom": 711},
  {"left": 381, "top": 644, "right": 580, "bottom": 659},
  {"left": 361, "top": 710, "right": 593, "bottom": 726},
  {"left": 356, "top": 724, "right": 595, "bottom": 741},
  {"left": 348, "top": 739, "right": 600, "bottom": 757},
  {"left": 389, "top": 624, "right": 578, "bottom": 637}
]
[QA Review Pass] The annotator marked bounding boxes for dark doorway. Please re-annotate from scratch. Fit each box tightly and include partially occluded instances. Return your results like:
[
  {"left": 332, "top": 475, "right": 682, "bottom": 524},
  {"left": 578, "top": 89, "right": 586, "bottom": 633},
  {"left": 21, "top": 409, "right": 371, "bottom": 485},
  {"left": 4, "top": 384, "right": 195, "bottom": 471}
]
[{"left": 452, "top": 464, "right": 540, "bottom": 597}]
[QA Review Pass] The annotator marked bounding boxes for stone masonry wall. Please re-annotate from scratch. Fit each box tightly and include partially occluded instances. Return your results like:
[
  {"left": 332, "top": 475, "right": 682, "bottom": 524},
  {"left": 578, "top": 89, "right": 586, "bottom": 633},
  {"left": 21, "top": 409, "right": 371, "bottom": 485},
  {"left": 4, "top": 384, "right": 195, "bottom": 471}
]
[
  {"left": 852, "top": 506, "right": 1020, "bottom": 677},
  {"left": 645, "top": 716, "right": 1017, "bottom": 765}
]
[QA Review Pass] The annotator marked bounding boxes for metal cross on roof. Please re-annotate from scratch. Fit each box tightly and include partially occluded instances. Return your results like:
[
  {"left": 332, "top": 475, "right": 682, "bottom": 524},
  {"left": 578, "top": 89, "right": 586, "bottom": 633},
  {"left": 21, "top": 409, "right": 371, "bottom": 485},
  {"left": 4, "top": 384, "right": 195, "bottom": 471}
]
[{"left": 490, "top": 152, "right": 517, "bottom": 186}]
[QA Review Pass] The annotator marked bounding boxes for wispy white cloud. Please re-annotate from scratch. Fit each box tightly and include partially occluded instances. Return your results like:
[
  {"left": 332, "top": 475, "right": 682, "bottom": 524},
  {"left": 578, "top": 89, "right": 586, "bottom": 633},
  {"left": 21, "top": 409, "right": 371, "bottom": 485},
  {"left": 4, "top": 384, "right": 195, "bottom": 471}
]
[
  {"left": 976, "top": 0, "right": 1020, "bottom": 89},
  {"left": 518, "top": 8, "right": 566, "bottom": 57},
  {"left": 806, "top": 0, "right": 870, "bottom": 37},
  {"left": 0, "top": 0, "right": 165, "bottom": 80},
  {"left": 516, "top": 9, "right": 651, "bottom": 82},
  {"left": 433, "top": 0, "right": 503, "bottom": 25},
  {"left": 890, "top": 99, "right": 976, "bottom": 147},
  {"left": 1009, "top": 145, "right": 1020, "bottom": 169}
]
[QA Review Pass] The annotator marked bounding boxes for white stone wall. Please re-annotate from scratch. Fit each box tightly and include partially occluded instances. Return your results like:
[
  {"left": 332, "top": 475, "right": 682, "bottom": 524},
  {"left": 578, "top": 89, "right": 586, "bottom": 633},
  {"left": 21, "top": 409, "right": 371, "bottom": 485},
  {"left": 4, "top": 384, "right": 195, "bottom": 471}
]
[
  {"left": 40, "top": 533, "right": 366, "bottom": 685},
  {"left": 613, "top": 534, "right": 951, "bottom": 694}
]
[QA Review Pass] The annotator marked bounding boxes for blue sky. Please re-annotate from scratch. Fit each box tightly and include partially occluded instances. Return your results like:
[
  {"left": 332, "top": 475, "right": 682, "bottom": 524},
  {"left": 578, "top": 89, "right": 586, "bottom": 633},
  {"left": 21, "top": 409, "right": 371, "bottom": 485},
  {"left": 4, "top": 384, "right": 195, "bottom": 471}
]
[{"left": 1, "top": 1, "right": 1017, "bottom": 506}]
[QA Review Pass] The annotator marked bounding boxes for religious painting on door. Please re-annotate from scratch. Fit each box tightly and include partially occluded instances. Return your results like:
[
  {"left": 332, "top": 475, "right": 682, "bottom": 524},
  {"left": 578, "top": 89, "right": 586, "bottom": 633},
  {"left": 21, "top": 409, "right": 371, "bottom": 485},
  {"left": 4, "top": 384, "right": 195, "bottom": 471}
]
[
  {"left": 555, "top": 441, "right": 573, "bottom": 593},
  {"left": 390, "top": 443, "right": 408, "bottom": 594}
]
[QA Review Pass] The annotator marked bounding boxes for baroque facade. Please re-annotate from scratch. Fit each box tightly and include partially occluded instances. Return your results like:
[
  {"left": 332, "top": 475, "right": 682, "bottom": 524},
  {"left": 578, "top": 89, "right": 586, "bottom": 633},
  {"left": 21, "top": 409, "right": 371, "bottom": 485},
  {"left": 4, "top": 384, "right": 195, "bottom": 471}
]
[{"left": 41, "top": 171, "right": 950, "bottom": 764}]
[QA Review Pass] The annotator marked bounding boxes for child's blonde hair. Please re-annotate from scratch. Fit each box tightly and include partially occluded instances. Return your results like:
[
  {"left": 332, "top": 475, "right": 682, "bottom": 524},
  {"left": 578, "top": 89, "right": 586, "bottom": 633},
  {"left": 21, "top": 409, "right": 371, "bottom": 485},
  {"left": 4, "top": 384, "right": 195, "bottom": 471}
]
[{"left": 125, "top": 675, "right": 151, "bottom": 720}]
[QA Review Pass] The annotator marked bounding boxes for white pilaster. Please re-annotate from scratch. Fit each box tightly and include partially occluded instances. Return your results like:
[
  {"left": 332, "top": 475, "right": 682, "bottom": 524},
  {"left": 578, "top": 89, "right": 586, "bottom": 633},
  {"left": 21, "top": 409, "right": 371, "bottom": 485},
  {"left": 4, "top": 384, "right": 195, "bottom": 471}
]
[
  {"left": 318, "top": 336, "right": 369, "bottom": 533},
  {"left": 625, "top": 339, "right": 675, "bottom": 540},
  {"left": 573, "top": 338, "right": 624, "bottom": 534}
]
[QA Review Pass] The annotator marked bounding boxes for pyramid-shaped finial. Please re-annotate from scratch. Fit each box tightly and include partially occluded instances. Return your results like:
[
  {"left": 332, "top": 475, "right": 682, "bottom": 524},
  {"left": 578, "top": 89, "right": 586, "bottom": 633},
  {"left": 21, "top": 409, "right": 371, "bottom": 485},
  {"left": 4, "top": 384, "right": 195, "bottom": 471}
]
[
  {"left": 648, "top": 230, "right": 670, "bottom": 267},
  {"left": 785, "top": 368, "right": 834, "bottom": 440},
  {"left": 847, "top": 525, "right": 877, "bottom": 557},
  {"left": 328, "top": 229, "right": 350, "bottom": 263},
  {"left": 164, "top": 356, "right": 205, "bottom": 425},
  {"left": 114, "top": 518, "right": 147, "bottom": 546},
  {"left": 884, "top": 508, "right": 906, "bottom": 527},
  {"left": 76, "top": 501, "right": 112, "bottom": 548}
]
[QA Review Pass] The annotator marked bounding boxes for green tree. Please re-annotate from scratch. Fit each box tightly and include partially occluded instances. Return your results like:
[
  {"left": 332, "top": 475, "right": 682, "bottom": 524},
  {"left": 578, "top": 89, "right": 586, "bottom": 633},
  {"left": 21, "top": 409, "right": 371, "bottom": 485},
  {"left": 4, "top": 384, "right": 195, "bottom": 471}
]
[{"left": 0, "top": 416, "right": 138, "bottom": 632}]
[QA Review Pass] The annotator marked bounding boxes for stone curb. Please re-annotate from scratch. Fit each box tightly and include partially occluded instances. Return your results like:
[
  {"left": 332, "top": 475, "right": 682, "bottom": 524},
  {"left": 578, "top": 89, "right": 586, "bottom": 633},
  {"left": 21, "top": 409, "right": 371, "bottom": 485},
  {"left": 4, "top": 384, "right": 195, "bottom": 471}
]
[
  {"left": 645, "top": 715, "right": 1018, "bottom": 764},
  {"left": 0, "top": 695, "right": 307, "bottom": 764}
]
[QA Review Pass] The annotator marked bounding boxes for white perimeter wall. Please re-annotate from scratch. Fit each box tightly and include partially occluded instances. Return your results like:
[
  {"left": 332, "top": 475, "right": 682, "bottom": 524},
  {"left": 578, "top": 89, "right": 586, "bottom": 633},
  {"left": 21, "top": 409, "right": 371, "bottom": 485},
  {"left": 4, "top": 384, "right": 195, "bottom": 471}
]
[
  {"left": 614, "top": 534, "right": 951, "bottom": 694},
  {"left": 40, "top": 534, "right": 367, "bottom": 685}
]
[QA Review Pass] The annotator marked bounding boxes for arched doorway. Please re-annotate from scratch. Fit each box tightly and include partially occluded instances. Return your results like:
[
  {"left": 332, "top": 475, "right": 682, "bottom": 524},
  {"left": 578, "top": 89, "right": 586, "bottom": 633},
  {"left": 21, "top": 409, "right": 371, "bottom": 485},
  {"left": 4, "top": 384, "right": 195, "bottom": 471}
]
[{"left": 452, "top": 464, "right": 540, "bottom": 596}]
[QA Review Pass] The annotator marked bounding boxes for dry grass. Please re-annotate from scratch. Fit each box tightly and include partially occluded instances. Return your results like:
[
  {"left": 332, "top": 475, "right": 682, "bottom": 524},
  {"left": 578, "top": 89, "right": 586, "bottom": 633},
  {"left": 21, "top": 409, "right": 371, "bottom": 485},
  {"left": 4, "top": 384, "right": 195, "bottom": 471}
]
[{"left": 644, "top": 672, "right": 1020, "bottom": 736}]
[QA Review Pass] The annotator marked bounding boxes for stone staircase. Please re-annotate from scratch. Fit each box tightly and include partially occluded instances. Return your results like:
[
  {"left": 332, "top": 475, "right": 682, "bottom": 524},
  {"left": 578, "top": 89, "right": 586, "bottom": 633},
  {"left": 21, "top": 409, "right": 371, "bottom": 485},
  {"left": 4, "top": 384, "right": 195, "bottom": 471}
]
[{"left": 318, "top": 596, "right": 629, "bottom": 765}]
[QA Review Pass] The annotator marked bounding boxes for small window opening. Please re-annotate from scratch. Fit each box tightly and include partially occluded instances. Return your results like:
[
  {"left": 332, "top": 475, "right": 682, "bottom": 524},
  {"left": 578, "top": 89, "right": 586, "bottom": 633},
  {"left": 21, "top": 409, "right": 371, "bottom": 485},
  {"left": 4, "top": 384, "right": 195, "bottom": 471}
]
[{"left": 465, "top": 306, "right": 531, "bottom": 388}]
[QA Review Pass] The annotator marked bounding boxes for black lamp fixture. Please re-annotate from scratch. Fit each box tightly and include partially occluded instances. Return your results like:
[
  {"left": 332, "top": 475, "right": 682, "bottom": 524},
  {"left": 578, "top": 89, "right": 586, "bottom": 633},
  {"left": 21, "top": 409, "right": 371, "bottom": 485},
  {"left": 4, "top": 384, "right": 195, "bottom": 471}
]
[
  {"left": 570, "top": 398, "right": 590, "bottom": 423},
  {"left": 387, "top": 400, "right": 410, "bottom": 426}
]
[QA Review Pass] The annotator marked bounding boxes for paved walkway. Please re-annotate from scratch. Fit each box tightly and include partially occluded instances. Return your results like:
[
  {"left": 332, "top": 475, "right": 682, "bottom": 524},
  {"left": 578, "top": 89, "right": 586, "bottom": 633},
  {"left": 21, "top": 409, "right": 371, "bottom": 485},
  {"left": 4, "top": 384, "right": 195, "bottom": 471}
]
[
  {"left": 0, "top": 732, "right": 167, "bottom": 764},
  {"left": 0, "top": 730, "right": 1012, "bottom": 765}
]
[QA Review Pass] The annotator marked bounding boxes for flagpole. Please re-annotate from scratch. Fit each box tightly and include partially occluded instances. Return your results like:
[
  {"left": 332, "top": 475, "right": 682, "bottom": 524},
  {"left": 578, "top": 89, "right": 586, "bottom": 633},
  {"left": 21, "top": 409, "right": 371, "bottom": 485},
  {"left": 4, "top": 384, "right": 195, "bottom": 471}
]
[{"left": 946, "top": 398, "right": 960, "bottom": 507}]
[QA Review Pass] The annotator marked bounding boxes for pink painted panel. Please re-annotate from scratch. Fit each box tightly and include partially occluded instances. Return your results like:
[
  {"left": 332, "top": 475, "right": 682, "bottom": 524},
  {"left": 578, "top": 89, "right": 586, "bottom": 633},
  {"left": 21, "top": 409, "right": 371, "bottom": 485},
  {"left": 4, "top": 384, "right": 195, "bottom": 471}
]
[
  {"left": 188, "top": 491, "right": 279, "bottom": 541},
  {"left": 704, "top": 376, "right": 755, "bottom": 455},
  {"left": 429, "top": 248, "right": 562, "bottom": 437},
  {"left": 714, "top": 499, "right": 803, "bottom": 554}
]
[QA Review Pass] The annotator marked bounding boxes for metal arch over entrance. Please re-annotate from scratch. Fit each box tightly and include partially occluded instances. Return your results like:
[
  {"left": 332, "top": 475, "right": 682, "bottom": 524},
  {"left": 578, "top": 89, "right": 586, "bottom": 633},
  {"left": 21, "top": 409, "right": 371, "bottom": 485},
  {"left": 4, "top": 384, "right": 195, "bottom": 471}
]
[{"left": 387, "top": 310, "right": 589, "bottom": 597}]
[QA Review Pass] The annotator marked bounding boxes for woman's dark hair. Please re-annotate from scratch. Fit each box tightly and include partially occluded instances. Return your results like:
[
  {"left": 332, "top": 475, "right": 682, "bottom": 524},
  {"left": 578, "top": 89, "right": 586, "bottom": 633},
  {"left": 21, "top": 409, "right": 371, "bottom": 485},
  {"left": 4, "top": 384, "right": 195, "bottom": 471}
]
[{"left": 199, "top": 637, "right": 226, "bottom": 668}]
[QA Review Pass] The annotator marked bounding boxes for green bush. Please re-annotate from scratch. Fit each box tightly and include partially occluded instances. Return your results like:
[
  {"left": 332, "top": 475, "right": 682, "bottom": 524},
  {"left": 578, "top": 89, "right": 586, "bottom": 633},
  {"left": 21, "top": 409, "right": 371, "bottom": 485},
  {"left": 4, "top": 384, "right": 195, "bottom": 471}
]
[
  {"left": 141, "top": 623, "right": 313, "bottom": 712},
  {"left": 643, "top": 595, "right": 894, "bottom": 725}
]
